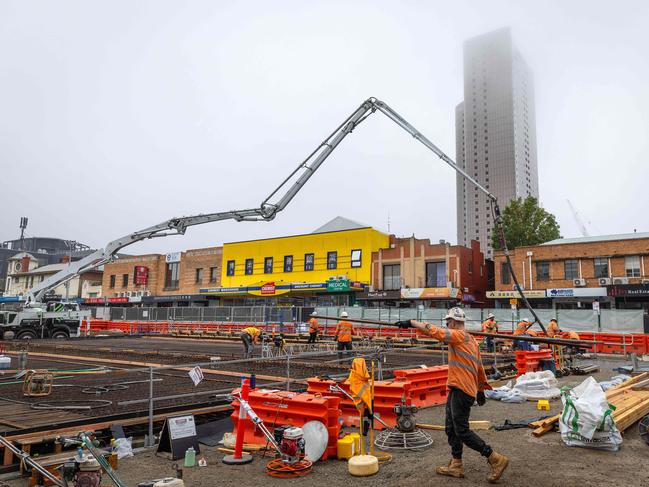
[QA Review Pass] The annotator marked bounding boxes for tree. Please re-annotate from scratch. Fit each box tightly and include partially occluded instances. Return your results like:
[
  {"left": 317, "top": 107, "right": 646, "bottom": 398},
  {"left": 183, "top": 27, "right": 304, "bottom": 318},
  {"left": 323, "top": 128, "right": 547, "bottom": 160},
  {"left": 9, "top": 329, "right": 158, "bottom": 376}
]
[{"left": 491, "top": 196, "right": 561, "bottom": 250}]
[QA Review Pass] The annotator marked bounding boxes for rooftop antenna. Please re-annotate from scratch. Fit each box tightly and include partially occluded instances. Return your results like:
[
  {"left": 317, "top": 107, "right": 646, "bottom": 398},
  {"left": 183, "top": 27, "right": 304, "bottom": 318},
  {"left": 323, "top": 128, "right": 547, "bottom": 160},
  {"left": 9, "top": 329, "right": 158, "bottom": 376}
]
[
  {"left": 19, "top": 217, "right": 28, "bottom": 250},
  {"left": 387, "top": 211, "right": 391, "bottom": 233}
]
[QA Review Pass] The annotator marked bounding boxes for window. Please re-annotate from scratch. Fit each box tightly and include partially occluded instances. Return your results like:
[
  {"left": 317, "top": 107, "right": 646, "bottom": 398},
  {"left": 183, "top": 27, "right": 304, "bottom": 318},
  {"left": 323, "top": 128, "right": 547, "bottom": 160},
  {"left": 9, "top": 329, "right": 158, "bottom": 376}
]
[
  {"left": 594, "top": 258, "right": 609, "bottom": 279},
  {"left": 468, "top": 261, "right": 473, "bottom": 274},
  {"left": 327, "top": 252, "right": 337, "bottom": 270},
  {"left": 351, "top": 249, "right": 362, "bottom": 268},
  {"left": 284, "top": 255, "right": 293, "bottom": 272},
  {"left": 195, "top": 268, "right": 203, "bottom": 283},
  {"left": 304, "top": 253, "right": 314, "bottom": 271},
  {"left": 383, "top": 264, "right": 401, "bottom": 290},
  {"left": 109, "top": 275, "right": 116, "bottom": 288},
  {"left": 245, "top": 259, "right": 254, "bottom": 275},
  {"left": 165, "top": 262, "right": 180, "bottom": 289},
  {"left": 122, "top": 274, "right": 129, "bottom": 287},
  {"left": 209, "top": 266, "right": 218, "bottom": 283},
  {"left": 264, "top": 257, "right": 273, "bottom": 274},
  {"left": 226, "top": 260, "right": 235, "bottom": 277},
  {"left": 564, "top": 260, "right": 579, "bottom": 280},
  {"left": 536, "top": 261, "right": 550, "bottom": 281},
  {"left": 426, "top": 261, "right": 446, "bottom": 287},
  {"left": 625, "top": 256, "right": 641, "bottom": 278},
  {"left": 501, "top": 262, "right": 511, "bottom": 285}
]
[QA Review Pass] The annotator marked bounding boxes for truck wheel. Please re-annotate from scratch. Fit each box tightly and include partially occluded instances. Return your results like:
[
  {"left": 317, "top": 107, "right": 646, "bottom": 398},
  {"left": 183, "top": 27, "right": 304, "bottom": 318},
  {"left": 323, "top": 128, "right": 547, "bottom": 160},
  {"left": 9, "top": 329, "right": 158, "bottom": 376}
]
[
  {"left": 52, "top": 330, "right": 70, "bottom": 339},
  {"left": 17, "top": 331, "right": 37, "bottom": 340}
]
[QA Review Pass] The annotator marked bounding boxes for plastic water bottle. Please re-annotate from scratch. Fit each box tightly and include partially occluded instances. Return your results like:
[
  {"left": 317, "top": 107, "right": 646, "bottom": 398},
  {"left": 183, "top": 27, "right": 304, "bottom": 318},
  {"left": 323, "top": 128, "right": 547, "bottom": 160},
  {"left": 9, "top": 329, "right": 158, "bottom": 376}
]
[{"left": 184, "top": 447, "right": 196, "bottom": 468}]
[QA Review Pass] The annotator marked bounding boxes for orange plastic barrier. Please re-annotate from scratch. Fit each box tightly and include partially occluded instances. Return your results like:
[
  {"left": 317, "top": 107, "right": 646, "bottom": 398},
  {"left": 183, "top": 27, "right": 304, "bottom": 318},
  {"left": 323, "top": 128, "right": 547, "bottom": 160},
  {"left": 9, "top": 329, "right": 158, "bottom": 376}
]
[
  {"left": 230, "top": 388, "right": 341, "bottom": 460},
  {"left": 515, "top": 350, "right": 553, "bottom": 376},
  {"left": 393, "top": 366, "right": 449, "bottom": 407}
]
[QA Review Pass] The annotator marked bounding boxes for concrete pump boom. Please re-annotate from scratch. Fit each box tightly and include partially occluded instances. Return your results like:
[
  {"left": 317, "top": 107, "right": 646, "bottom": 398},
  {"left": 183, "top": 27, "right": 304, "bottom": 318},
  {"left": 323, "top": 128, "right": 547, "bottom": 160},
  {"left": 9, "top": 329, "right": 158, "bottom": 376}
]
[{"left": 25, "top": 97, "right": 546, "bottom": 334}]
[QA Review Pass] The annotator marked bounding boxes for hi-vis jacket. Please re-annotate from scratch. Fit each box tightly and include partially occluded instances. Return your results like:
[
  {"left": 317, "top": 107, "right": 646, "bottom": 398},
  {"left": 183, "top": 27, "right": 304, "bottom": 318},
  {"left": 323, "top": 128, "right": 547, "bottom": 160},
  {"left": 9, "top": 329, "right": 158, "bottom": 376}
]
[
  {"left": 242, "top": 327, "right": 262, "bottom": 341},
  {"left": 335, "top": 320, "right": 354, "bottom": 342},
  {"left": 308, "top": 318, "right": 319, "bottom": 333},
  {"left": 514, "top": 321, "right": 537, "bottom": 337},
  {"left": 423, "top": 325, "right": 488, "bottom": 398},
  {"left": 547, "top": 320, "right": 560, "bottom": 338},
  {"left": 482, "top": 318, "right": 498, "bottom": 334}
]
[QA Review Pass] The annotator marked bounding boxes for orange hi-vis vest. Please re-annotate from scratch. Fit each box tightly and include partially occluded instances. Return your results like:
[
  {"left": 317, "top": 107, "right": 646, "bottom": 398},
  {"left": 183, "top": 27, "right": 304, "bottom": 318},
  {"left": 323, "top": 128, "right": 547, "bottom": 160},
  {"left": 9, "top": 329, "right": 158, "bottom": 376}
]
[
  {"left": 482, "top": 319, "right": 497, "bottom": 333},
  {"left": 423, "top": 325, "right": 488, "bottom": 398},
  {"left": 308, "top": 318, "right": 319, "bottom": 333},
  {"left": 514, "top": 321, "right": 533, "bottom": 336},
  {"left": 243, "top": 327, "right": 261, "bottom": 341},
  {"left": 335, "top": 320, "right": 354, "bottom": 343}
]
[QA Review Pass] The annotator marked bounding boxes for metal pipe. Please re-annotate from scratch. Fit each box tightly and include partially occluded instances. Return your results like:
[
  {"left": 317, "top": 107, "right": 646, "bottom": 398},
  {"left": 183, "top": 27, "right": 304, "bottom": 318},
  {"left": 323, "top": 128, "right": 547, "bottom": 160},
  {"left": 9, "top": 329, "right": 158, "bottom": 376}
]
[{"left": 147, "top": 366, "right": 154, "bottom": 447}]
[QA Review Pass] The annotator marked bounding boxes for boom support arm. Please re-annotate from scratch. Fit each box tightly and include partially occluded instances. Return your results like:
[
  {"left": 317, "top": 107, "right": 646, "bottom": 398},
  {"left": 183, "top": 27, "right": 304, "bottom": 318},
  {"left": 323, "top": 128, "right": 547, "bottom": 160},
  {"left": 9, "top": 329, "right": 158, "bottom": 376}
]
[{"left": 27, "top": 97, "right": 546, "bottom": 333}]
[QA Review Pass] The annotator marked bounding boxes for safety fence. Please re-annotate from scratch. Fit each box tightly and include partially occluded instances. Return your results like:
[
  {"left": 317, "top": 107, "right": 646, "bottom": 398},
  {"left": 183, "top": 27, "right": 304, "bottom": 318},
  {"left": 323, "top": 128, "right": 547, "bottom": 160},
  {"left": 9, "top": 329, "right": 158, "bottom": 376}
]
[
  {"left": 101, "top": 305, "right": 646, "bottom": 334},
  {"left": 85, "top": 319, "right": 649, "bottom": 356}
]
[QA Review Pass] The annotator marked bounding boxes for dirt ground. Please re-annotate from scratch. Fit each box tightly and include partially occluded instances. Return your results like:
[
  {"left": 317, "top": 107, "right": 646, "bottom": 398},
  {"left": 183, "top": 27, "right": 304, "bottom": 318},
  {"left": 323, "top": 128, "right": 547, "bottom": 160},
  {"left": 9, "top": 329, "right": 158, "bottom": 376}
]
[{"left": 3, "top": 358, "right": 648, "bottom": 487}]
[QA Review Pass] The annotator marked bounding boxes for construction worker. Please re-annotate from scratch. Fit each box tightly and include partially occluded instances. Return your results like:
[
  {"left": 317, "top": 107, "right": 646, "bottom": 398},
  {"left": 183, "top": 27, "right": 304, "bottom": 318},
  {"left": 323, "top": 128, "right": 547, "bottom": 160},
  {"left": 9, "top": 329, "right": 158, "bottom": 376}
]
[
  {"left": 241, "top": 326, "right": 262, "bottom": 359},
  {"left": 396, "top": 307, "right": 509, "bottom": 483},
  {"left": 513, "top": 318, "right": 535, "bottom": 351},
  {"left": 335, "top": 311, "right": 355, "bottom": 362},
  {"left": 547, "top": 318, "right": 560, "bottom": 338},
  {"left": 481, "top": 313, "right": 498, "bottom": 352},
  {"left": 307, "top": 311, "right": 319, "bottom": 344}
]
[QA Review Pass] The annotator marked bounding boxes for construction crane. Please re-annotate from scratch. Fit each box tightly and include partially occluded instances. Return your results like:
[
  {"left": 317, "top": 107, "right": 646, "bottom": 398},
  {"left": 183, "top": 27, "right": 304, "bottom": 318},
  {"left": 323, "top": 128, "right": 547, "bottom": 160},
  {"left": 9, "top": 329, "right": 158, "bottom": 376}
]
[
  {"left": 24, "top": 97, "right": 546, "bottom": 334},
  {"left": 566, "top": 199, "right": 590, "bottom": 237}
]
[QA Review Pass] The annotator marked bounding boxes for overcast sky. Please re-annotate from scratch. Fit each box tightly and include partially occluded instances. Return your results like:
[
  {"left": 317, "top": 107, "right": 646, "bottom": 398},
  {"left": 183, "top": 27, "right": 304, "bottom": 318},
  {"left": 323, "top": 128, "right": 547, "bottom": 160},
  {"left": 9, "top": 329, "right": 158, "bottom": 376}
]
[{"left": 1, "top": 0, "right": 648, "bottom": 255}]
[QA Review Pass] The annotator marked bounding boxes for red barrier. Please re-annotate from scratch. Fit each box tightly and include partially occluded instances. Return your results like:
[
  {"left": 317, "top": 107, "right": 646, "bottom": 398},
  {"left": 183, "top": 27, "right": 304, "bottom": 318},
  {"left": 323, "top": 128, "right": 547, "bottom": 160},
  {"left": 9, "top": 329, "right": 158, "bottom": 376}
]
[
  {"left": 230, "top": 388, "right": 341, "bottom": 460},
  {"left": 393, "top": 366, "right": 449, "bottom": 407},
  {"left": 515, "top": 350, "right": 553, "bottom": 376}
]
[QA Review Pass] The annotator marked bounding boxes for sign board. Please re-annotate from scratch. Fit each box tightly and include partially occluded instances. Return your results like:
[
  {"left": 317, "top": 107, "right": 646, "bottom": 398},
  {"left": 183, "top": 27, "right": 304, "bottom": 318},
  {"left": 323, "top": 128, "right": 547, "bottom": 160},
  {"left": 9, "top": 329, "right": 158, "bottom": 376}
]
[
  {"left": 107, "top": 297, "right": 129, "bottom": 303},
  {"left": 592, "top": 301, "right": 600, "bottom": 313},
  {"left": 546, "top": 287, "right": 607, "bottom": 298},
  {"left": 509, "top": 298, "right": 518, "bottom": 306},
  {"left": 486, "top": 290, "right": 546, "bottom": 299},
  {"left": 358, "top": 289, "right": 401, "bottom": 300},
  {"left": 188, "top": 366, "right": 204, "bottom": 386},
  {"left": 327, "top": 278, "right": 350, "bottom": 293},
  {"left": 84, "top": 297, "right": 105, "bottom": 304},
  {"left": 608, "top": 284, "right": 649, "bottom": 297},
  {"left": 261, "top": 282, "right": 276, "bottom": 295},
  {"left": 165, "top": 252, "right": 181, "bottom": 264},
  {"left": 134, "top": 266, "right": 149, "bottom": 285},
  {"left": 400, "top": 287, "right": 460, "bottom": 299},
  {"left": 156, "top": 414, "right": 200, "bottom": 460}
]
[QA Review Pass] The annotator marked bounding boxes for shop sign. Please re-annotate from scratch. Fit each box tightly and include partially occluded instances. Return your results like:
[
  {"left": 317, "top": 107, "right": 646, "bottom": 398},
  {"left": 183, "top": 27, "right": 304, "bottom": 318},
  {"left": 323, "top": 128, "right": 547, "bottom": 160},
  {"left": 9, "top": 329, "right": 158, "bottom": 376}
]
[
  {"left": 143, "top": 294, "right": 206, "bottom": 302},
  {"left": 401, "top": 287, "right": 460, "bottom": 299},
  {"left": 165, "top": 252, "right": 181, "bottom": 263},
  {"left": 134, "top": 266, "right": 149, "bottom": 285},
  {"left": 84, "top": 297, "right": 105, "bottom": 304},
  {"left": 546, "top": 287, "right": 607, "bottom": 298},
  {"left": 261, "top": 282, "right": 276, "bottom": 295},
  {"left": 107, "top": 297, "right": 129, "bottom": 303},
  {"left": 486, "top": 290, "right": 546, "bottom": 299},
  {"left": 608, "top": 284, "right": 649, "bottom": 297},
  {"left": 292, "top": 283, "right": 326, "bottom": 290},
  {"left": 327, "top": 278, "right": 350, "bottom": 293},
  {"left": 129, "top": 296, "right": 142, "bottom": 303},
  {"left": 358, "top": 289, "right": 401, "bottom": 300},
  {"left": 200, "top": 287, "right": 243, "bottom": 294}
]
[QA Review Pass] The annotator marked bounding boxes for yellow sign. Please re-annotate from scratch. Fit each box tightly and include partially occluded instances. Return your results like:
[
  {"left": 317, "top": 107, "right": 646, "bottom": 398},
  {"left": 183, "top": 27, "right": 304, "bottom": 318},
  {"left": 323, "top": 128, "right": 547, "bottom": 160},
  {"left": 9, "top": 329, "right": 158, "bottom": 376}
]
[
  {"left": 509, "top": 298, "right": 518, "bottom": 306},
  {"left": 486, "top": 290, "right": 546, "bottom": 299}
]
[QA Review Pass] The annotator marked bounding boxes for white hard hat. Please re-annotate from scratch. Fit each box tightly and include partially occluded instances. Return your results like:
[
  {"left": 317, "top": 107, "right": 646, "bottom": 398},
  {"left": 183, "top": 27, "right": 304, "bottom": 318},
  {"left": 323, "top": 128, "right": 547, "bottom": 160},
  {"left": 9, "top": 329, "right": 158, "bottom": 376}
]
[
  {"left": 444, "top": 307, "right": 466, "bottom": 322},
  {"left": 310, "top": 311, "right": 318, "bottom": 316},
  {"left": 340, "top": 311, "right": 349, "bottom": 318},
  {"left": 488, "top": 313, "right": 495, "bottom": 319},
  {"left": 522, "top": 317, "right": 531, "bottom": 322}
]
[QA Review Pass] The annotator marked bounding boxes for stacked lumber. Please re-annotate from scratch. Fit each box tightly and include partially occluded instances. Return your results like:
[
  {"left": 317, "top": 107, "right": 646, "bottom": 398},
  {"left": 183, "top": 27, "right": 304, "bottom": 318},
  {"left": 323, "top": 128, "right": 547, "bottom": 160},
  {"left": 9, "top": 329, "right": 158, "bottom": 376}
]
[{"left": 530, "top": 372, "right": 649, "bottom": 437}]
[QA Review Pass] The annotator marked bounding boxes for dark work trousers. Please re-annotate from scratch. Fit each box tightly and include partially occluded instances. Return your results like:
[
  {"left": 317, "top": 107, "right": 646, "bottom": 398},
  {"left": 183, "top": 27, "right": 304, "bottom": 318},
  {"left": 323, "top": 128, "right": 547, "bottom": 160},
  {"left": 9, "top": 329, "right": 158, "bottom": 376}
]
[
  {"left": 445, "top": 387, "right": 493, "bottom": 460},
  {"left": 241, "top": 332, "right": 254, "bottom": 359},
  {"left": 486, "top": 336, "right": 495, "bottom": 352},
  {"left": 337, "top": 341, "right": 352, "bottom": 361},
  {"left": 307, "top": 331, "right": 318, "bottom": 343}
]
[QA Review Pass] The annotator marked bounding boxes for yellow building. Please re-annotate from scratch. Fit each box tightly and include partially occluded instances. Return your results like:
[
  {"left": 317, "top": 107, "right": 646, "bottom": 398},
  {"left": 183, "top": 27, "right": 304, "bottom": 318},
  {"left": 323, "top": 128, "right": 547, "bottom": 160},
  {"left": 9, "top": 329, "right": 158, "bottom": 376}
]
[{"left": 201, "top": 217, "right": 389, "bottom": 306}]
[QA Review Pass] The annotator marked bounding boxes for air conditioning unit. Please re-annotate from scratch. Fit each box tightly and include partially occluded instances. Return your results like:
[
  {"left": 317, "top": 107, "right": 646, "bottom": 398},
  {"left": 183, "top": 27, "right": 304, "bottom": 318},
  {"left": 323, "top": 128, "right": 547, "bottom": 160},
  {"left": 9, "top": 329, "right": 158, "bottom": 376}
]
[
  {"left": 641, "top": 279, "right": 649, "bottom": 285},
  {"left": 513, "top": 285, "right": 525, "bottom": 291},
  {"left": 612, "top": 277, "right": 629, "bottom": 285},
  {"left": 573, "top": 278, "right": 587, "bottom": 287},
  {"left": 145, "top": 290, "right": 151, "bottom": 296},
  {"left": 598, "top": 278, "right": 612, "bottom": 286},
  {"left": 125, "top": 291, "right": 132, "bottom": 297}
]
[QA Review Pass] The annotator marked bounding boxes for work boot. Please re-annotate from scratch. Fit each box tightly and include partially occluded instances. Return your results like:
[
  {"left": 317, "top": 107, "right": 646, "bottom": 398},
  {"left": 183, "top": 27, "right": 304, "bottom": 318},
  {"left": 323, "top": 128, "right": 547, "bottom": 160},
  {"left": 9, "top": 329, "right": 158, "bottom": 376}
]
[
  {"left": 436, "top": 458, "right": 465, "bottom": 478},
  {"left": 486, "top": 451, "right": 509, "bottom": 483}
]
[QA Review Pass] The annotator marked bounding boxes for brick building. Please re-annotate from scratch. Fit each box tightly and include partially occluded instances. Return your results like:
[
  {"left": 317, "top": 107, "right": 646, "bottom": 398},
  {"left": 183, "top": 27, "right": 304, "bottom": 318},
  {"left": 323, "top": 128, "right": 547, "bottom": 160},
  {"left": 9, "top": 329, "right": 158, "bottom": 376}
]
[
  {"left": 492, "top": 232, "right": 649, "bottom": 310},
  {"left": 361, "top": 236, "right": 491, "bottom": 308},
  {"left": 100, "top": 246, "right": 222, "bottom": 306}
]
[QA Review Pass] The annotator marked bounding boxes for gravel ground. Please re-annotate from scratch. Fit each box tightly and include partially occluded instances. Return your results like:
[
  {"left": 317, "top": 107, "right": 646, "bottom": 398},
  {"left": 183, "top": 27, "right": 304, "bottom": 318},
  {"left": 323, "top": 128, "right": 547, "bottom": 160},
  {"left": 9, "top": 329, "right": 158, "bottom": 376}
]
[{"left": 9, "top": 361, "right": 645, "bottom": 487}]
